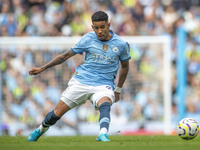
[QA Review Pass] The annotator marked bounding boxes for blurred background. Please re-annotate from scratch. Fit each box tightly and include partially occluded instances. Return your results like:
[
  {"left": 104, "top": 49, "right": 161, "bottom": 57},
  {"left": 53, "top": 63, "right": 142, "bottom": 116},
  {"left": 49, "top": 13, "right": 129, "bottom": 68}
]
[{"left": 0, "top": 0, "right": 200, "bottom": 136}]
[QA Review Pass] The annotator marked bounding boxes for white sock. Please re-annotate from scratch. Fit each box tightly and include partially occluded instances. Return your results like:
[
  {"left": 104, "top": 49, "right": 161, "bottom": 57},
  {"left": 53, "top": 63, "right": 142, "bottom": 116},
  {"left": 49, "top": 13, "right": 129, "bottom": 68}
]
[
  {"left": 99, "top": 127, "right": 108, "bottom": 135},
  {"left": 39, "top": 124, "right": 48, "bottom": 132}
]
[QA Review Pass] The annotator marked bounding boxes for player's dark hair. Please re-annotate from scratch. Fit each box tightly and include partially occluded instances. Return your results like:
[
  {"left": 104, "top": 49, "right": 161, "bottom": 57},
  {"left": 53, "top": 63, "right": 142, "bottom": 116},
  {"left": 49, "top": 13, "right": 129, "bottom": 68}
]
[{"left": 92, "top": 11, "right": 108, "bottom": 22}]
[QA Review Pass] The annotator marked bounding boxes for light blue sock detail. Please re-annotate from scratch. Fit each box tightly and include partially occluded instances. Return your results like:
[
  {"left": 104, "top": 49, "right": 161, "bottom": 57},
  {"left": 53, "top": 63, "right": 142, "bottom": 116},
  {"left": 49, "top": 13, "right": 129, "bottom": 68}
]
[{"left": 99, "top": 117, "right": 110, "bottom": 125}]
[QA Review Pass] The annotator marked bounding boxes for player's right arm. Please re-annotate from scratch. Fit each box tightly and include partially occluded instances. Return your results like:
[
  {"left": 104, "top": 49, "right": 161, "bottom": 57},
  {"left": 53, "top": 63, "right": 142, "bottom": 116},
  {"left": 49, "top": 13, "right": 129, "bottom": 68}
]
[{"left": 29, "top": 50, "right": 75, "bottom": 76}]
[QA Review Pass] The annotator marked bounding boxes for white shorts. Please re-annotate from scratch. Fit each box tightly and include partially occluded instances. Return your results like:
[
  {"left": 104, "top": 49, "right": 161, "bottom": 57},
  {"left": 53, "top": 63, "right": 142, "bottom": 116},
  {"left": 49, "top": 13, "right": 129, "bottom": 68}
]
[{"left": 60, "top": 77, "right": 115, "bottom": 109}]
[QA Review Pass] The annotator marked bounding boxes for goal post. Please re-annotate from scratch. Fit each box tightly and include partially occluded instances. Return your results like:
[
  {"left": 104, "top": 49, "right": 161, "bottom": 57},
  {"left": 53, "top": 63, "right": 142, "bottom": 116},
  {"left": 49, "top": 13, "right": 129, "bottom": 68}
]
[
  {"left": 121, "top": 36, "right": 172, "bottom": 135},
  {"left": 0, "top": 35, "right": 172, "bottom": 135}
]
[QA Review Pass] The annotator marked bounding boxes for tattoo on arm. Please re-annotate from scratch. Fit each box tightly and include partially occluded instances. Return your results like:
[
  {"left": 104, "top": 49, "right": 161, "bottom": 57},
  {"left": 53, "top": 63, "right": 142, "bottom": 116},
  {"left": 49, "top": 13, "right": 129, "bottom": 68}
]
[{"left": 41, "top": 51, "right": 75, "bottom": 70}]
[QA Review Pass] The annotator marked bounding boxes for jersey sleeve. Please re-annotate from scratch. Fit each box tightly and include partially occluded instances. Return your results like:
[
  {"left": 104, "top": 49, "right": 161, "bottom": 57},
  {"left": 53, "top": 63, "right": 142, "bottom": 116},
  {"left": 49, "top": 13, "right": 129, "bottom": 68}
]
[
  {"left": 71, "top": 34, "right": 90, "bottom": 54},
  {"left": 119, "top": 42, "right": 131, "bottom": 62}
]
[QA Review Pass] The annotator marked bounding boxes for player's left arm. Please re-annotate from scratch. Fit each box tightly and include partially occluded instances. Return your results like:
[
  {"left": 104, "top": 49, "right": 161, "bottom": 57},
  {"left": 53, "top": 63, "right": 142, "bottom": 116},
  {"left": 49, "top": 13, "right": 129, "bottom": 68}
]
[{"left": 114, "top": 60, "right": 129, "bottom": 103}]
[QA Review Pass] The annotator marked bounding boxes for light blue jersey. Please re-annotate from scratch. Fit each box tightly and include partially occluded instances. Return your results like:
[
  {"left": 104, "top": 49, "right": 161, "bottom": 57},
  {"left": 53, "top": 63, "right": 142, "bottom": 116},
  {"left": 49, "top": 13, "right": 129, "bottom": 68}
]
[{"left": 71, "top": 31, "right": 131, "bottom": 89}]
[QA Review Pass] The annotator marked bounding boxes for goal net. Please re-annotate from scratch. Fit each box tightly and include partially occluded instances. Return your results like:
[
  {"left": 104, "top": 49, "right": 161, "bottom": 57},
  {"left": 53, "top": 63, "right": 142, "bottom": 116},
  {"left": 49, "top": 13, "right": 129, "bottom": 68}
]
[{"left": 0, "top": 36, "right": 172, "bottom": 136}]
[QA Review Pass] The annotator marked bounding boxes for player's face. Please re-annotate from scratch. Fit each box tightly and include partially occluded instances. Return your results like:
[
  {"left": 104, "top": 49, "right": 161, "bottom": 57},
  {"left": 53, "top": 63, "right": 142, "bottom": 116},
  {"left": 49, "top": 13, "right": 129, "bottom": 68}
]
[{"left": 92, "top": 21, "right": 111, "bottom": 41}]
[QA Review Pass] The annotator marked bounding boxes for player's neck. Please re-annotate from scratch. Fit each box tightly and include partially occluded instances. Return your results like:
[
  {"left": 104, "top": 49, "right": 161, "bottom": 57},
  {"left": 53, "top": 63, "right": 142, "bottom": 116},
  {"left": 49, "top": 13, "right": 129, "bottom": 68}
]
[
  {"left": 106, "top": 33, "right": 112, "bottom": 40},
  {"left": 101, "top": 33, "right": 112, "bottom": 41}
]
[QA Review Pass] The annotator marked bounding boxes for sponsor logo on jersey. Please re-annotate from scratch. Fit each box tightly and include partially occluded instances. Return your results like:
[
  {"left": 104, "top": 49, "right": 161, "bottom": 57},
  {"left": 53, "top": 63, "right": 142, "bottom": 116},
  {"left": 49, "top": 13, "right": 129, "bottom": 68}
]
[{"left": 91, "top": 53, "right": 117, "bottom": 64}]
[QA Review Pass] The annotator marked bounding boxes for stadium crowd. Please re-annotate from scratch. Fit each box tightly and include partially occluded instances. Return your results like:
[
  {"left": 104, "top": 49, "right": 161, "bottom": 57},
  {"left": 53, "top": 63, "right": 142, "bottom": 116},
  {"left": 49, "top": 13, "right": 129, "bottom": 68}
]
[{"left": 1, "top": 0, "right": 200, "bottom": 135}]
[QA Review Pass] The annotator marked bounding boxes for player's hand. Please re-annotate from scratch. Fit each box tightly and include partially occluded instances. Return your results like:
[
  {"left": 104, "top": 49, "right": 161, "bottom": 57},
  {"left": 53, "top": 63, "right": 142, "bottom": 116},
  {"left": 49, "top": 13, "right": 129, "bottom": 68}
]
[
  {"left": 29, "top": 67, "right": 44, "bottom": 76},
  {"left": 114, "top": 92, "right": 120, "bottom": 103}
]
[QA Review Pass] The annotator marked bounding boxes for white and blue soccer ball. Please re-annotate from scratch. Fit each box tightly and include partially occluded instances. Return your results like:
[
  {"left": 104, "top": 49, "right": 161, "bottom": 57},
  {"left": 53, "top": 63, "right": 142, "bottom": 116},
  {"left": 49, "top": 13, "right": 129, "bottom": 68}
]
[{"left": 177, "top": 118, "right": 199, "bottom": 140}]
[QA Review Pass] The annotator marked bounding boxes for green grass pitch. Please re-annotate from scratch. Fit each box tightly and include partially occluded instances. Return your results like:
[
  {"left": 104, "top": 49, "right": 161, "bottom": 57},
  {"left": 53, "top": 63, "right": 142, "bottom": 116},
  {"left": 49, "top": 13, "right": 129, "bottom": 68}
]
[{"left": 0, "top": 135, "right": 200, "bottom": 150}]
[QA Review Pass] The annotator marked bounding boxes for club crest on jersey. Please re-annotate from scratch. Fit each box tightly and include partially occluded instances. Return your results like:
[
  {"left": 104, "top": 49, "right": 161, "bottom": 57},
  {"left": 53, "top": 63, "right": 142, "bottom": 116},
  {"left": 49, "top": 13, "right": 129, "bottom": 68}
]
[
  {"left": 113, "top": 46, "right": 118, "bottom": 53},
  {"left": 102, "top": 44, "right": 108, "bottom": 51}
]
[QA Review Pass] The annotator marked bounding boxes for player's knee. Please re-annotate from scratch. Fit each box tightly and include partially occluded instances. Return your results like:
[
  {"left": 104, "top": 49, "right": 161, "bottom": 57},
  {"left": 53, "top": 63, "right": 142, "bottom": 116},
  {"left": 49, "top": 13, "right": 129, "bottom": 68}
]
[{"left": 97, "top": 98, "right": 112, "bottom": 107}]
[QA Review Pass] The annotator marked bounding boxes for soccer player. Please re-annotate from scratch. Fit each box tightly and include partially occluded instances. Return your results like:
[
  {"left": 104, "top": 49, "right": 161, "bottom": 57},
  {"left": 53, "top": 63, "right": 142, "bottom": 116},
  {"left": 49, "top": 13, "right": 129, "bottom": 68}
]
[{"left": 27, "top": 11, "right": 131, "bottom": 142}]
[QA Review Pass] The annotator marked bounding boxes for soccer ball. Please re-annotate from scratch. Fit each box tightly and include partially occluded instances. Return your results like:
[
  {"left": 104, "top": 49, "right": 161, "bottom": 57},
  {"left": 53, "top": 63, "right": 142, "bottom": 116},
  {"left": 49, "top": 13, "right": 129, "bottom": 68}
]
[{"left": 177, "top": 118, "right": 199, "bottom": 140}]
